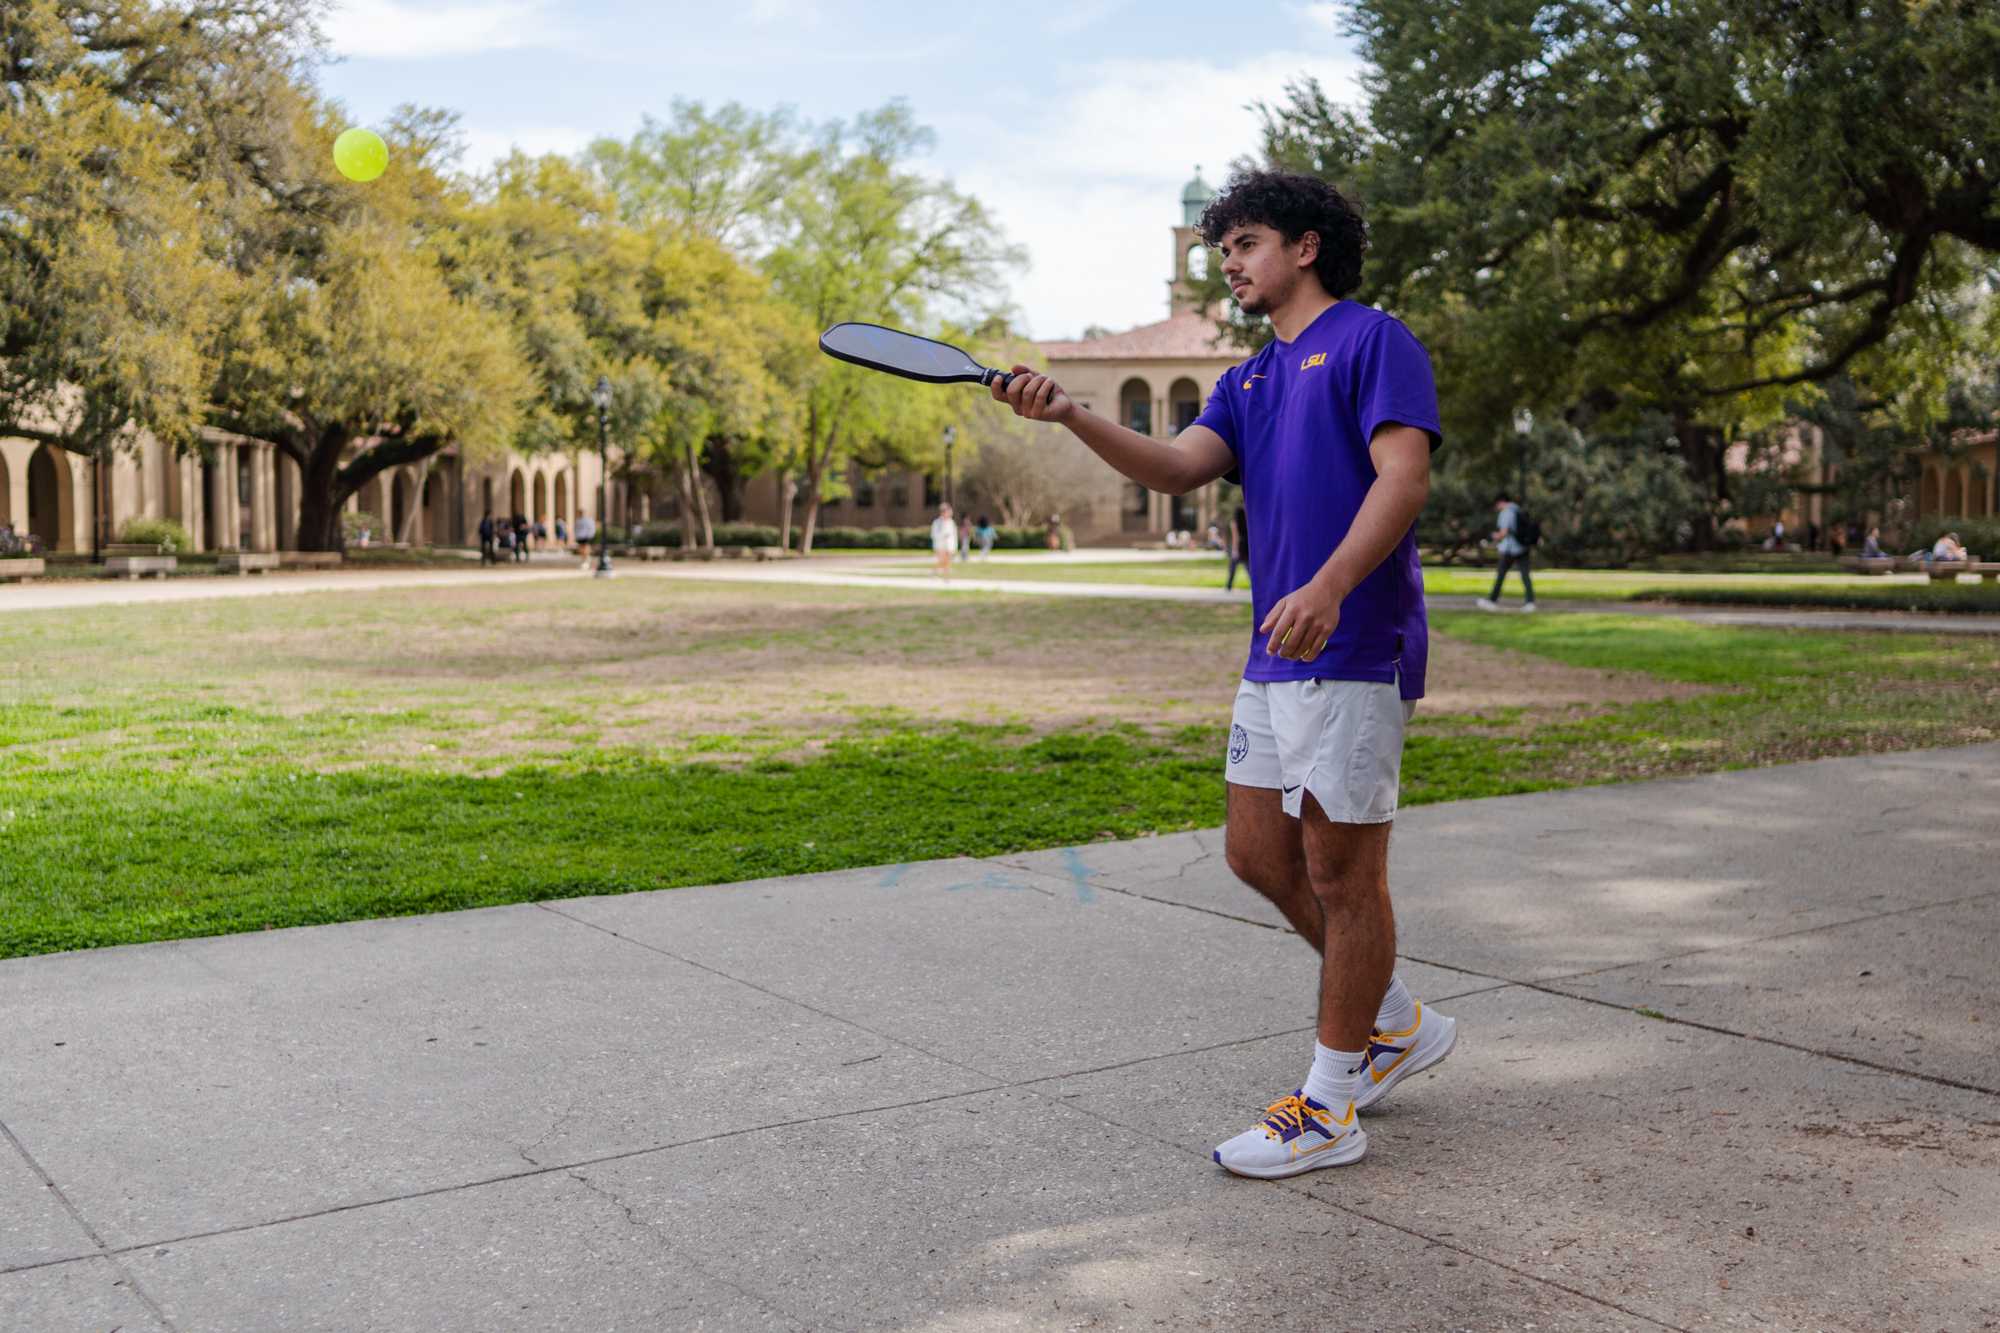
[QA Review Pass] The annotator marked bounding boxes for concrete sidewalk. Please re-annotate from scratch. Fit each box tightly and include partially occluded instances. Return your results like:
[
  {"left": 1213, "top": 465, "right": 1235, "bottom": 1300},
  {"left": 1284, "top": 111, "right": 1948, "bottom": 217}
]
[{"left": 3, "top": 749, "right": 1997, "bottom": 1330}]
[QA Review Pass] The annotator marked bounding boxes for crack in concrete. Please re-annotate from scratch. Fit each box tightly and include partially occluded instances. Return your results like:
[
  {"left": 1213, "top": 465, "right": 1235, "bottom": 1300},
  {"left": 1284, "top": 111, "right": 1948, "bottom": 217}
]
[
  {"left": 0, "top": 1113, "right": 182, "bottom": 1330},
  {"left": 1022, "top": 1094, "right": 1693, "bottom": 1333},
  {"left": 562, "top": 1167, "right": 810, "bottom": 1331}
]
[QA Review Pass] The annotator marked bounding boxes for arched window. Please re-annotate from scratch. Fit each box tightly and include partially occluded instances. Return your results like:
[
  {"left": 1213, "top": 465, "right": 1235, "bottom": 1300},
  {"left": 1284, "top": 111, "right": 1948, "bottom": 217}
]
[
  {"left": 1120, "top": 377, "right": 1153, "bottom": 436},
  {"left": 1919, "top": 467, "right": 1940, "bottom": 515},
  {"left": 1168, "top": 377, "right": 1202, "bottom": 434}
]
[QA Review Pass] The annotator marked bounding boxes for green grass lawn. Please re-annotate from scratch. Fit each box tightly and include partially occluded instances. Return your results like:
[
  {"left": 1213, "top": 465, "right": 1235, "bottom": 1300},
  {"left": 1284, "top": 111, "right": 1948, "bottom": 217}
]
[
  {"left": 869, "top": 555, "right": 1949, "bottom": 602},
  {"left": 2, "top": 579, "right": 1992, "bottom": 959}
]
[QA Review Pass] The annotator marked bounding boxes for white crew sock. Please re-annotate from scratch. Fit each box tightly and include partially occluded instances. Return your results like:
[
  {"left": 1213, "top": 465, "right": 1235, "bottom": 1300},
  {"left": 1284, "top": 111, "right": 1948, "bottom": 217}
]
[
  {"left": 1375, "top": 974, "right": 1418, "bottom": 1034},
  {"left": 1303, "top": 1041, "right": 1364, "bottom": 1110}
]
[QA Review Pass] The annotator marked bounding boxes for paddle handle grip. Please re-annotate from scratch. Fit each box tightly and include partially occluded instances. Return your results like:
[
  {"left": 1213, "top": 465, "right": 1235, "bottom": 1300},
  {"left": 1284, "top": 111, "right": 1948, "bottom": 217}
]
[{"left": 981, "top": 368, "right": 1017, "bottom": 392}]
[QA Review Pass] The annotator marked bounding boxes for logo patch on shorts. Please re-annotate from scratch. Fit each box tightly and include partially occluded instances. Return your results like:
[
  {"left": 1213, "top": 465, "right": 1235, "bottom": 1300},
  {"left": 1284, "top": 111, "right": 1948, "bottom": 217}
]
[{"left": 1228, "top": 723, "right": 1249, "bottom": 764}]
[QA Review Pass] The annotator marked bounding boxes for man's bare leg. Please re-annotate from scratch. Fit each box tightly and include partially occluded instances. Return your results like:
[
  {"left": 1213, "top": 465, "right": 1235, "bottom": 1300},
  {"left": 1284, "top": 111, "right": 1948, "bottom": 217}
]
[
  {"left": 1223, "top": 782, "right": 1324, "bottom": 949},
  {"left": 1299, "top": 795, "right": 1396, "bottom": 1052}
]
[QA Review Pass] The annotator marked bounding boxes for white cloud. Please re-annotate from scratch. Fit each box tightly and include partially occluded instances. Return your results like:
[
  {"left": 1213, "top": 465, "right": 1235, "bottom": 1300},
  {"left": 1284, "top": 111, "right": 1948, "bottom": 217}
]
[
  {"left": 1294, "top": 2, "right": 1345, "bottom": 31},
  {"left": 324, "top": 0, "right": 559, "bottom": 60},
  {"left": 939, "top": 50, "right": 1368, "bottom": 339},
  {"left": 461, "top": 126, "right": 596, "bottom": 167}
]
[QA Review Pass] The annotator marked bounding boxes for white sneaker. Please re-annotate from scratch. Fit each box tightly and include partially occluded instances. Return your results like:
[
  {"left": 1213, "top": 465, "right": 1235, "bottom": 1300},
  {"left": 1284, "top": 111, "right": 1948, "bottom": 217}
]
[
  {"left": 1213, "top": 1091, "right": 1366, "bottom": 1179},
  {"left": 1475, "top": 597, "right": 1498, "bottom": 611},
  {"left": 1353, "top": 1002, "right": 1458, "bottom": 1113},
  {"left": 1523, "top": 602, "right": 1538, "bottom": 613}
]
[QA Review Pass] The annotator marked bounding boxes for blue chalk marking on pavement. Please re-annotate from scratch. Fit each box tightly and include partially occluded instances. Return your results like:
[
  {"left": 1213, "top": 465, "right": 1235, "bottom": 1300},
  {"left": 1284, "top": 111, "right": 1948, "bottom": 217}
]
[
  {"left": 943, "top": 872, "right": 1036, "bottom": 894},
  {"left": 1060, "top": 848, "right": 1098, "bottom": 904},
  {"left": 879, "top": 863, "right": 912, "bottom": 888}
]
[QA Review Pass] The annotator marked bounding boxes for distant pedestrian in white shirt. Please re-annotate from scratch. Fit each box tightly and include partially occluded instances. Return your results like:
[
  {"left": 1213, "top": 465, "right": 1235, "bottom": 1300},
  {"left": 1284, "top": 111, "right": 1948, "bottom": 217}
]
[{"left": 930, "top": 503, "right": 958, "bottom": 579}]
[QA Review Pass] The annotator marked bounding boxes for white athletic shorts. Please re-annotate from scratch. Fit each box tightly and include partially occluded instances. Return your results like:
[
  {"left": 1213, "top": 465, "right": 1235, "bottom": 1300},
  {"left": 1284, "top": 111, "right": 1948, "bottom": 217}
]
[{"left": 1225, "top": 677, "right": 1418, "bottom": 823}]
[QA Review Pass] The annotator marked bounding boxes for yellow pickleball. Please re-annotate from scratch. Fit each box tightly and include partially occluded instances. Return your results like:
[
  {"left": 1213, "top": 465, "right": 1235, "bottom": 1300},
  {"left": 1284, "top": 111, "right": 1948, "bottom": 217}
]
[{"left": 333, "top": 128, "right": 388, "bottom": 182}]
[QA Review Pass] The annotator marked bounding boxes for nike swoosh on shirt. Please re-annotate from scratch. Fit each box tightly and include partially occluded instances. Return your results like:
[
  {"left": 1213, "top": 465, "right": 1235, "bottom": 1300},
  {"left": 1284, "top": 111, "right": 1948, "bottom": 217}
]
[{"left": 1282, "top": 784, "right": 1301, "bottom": 795}]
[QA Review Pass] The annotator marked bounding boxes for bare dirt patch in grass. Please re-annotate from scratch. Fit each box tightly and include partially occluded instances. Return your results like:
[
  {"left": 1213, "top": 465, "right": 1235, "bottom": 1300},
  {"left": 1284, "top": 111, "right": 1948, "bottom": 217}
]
[
  {"left": 1421, "top": 632, "right": 1713, "bottom": 721},
  {"left": 7, "top": 579, "right": 1714, "bottom": 772}
]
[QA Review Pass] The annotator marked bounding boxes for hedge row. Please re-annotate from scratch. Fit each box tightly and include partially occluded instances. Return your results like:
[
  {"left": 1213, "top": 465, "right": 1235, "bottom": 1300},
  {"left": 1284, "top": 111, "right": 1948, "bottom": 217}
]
[
  {"left": 1636, "top": 583, "right": 2000, "bottom": 615},
  {"left": 630, "top": 523, "right": 1053, "bottom": 550}
]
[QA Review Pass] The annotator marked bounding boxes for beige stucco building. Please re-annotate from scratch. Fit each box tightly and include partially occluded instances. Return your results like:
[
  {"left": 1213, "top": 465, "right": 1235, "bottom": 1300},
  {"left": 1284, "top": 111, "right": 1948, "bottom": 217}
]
[{"left": 0, "top": 426, "right": 634, "bottom": 557}]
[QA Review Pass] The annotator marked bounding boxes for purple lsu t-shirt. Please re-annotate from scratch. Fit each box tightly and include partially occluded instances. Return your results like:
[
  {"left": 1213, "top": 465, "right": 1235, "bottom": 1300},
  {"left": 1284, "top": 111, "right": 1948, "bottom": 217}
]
[{"left": 1193, "top": 301, "right": 1442, "bottom": 699}]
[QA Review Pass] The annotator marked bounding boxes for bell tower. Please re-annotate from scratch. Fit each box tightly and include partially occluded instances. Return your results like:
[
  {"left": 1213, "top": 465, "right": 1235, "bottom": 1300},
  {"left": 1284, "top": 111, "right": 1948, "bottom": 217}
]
[{"left": 1169, "top": 167, "right": 1217, "bottom": 315}]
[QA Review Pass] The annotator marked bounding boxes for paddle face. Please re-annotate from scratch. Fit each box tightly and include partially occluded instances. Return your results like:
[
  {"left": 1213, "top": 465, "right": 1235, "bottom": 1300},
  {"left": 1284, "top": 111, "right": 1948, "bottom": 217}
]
[{"left": 820, "top": 322, "right": 1006, "bottom": 387}]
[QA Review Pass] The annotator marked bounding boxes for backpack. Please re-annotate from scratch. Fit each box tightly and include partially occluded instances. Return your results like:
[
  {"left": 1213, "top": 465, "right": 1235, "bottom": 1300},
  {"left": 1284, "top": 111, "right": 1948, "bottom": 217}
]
[{"left": 1514, "top": 508, "right": 1542, "bottom": 548}]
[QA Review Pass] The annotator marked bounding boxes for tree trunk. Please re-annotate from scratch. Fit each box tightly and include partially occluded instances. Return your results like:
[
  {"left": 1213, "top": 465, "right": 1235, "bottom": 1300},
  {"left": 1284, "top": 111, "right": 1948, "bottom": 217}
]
[
  {"left": 689, "top": 441, "right": 715, "bottom": 548},
  {"left": 800, "top": 449, "right": 826, "bottom": 556},
  {"left": 293, "top": 425, "right": 356, "bottom": 552},
  {"left": 702, "top": 439, "right": 745, "bottom": 522},
  {"left": 1671, "top": 411, "right": 1724, "bottom": 551},
  {"left": 674, "top": 453, "right": 699, "bottom": 550}
]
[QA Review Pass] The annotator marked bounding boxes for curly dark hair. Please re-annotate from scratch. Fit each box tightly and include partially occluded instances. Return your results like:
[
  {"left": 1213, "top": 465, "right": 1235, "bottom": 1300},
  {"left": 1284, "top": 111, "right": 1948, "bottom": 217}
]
[{"left": 1196, "top": 170, "right": 1368, "bottom": 299}]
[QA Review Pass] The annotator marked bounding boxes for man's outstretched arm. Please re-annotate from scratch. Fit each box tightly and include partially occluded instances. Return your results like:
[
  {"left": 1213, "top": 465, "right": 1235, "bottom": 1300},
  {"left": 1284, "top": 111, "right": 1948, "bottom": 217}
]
[{"left": 988, "top": 364, "right": 1234, "bottom": 496}]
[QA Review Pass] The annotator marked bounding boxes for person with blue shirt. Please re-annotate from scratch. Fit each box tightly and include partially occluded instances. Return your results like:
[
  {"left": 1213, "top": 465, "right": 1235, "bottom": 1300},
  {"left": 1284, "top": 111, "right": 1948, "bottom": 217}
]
[
  {"left": 989, "top": 170, "right": 1457, "bottom": 1179},
  {"left": 1477, "top": 492, "right": 1538, "bottom": 612}
]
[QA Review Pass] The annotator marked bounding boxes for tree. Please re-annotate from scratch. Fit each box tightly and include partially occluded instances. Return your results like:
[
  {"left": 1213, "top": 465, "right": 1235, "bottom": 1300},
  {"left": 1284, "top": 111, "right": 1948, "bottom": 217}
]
[
  {"left": 1250, "top": 1, "right": 2000, "bottom": 544},
  {"left": 623, "top": 232, "right": 811, "bottom": 549},
  {"left": 586, "top": 102, "right": 822, "bottom": 521},
  {"left": 0, "top": 0, "right": 315, "bottom": 553},
  {"left": 208, "top": 98, "right": 531, "bottom": 551},
  {"left": 763, "top": 102, "right": 1022, "bottom": 553},
  {"left": 585, "top": 100, "right": 817, "bottom": 253}
]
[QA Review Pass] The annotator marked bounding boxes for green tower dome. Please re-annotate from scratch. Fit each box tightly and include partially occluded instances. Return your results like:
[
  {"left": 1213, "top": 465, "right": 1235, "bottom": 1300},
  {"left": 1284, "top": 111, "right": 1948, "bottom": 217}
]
[{"left": 1181, "top": 168, "right": 1216, "bottom": 227}]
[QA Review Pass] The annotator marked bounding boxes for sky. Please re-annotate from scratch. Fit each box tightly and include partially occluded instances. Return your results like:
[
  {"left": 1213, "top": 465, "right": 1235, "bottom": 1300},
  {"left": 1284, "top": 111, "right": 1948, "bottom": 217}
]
[{"left": 314, "top": 0, "right": 1372, "bottom": 340}]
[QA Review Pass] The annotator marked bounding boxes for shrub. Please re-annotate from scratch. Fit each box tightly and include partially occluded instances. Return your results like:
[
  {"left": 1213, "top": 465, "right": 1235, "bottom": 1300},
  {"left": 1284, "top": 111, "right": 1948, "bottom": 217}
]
[
  {"left": 1637, "top": 583, "right": 2000, "bottom": 615},
  {"left": 631, "top": 523, "right": 782, "bottom": 548},
  {"left": 117, "top": 518, "right": 190, "bottom": 552},
  {"left": 1907, "top": 516, "right": 2000, "bottom": 559}
]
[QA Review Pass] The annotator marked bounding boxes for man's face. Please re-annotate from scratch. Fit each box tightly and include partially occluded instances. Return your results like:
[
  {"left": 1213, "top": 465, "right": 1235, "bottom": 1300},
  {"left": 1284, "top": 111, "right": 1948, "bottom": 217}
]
[{"left": 1216, "top": 223, "right": 1316, "bottom": 316}]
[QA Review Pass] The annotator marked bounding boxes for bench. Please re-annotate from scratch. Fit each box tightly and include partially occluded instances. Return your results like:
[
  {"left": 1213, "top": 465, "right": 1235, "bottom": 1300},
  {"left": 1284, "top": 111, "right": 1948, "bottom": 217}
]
[
  {"left": 752, "top": 546, "right": 794, "bottom": 561},
  {"left": 104, "top": 555, "right": 176, "bottom": 580},
  {"left": 0, "top": 557, "right": 45, "bottom": 583},
  {"left": 1838, "top": 556, "right": 1901, "bottom": 575},
  {"left": 217, "top": 551, "right": 280, "bottom": 575},
  {"left": 279, "top": 551, "right": 342, "bottom": 569},
  {"left": 1921, "top": 560, "right": 2000, "bottom": 583}
]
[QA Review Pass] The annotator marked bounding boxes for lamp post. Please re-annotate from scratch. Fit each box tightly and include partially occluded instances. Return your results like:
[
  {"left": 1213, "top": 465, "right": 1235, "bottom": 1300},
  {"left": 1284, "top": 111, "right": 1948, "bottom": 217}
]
[
  {"left": 1512, "top": 409, "right": 1533, "bottom": 508},
  {"left": 942, "top": 425, "right": 956, "bottom": 507},
  {"left": 592, "top": 375, "right": 614, "bottom": 578}
]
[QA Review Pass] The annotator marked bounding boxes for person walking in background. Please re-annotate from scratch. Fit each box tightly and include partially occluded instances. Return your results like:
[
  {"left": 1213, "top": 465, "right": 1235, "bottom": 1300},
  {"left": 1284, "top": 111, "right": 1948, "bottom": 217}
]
[
  {"left": 958, "top": 508, "right": 974, "bottom": 563},
  {"left": 478, "top": 513, "right": 497, "bottom": 565},
  {"left": 930, "top": 502, "right": 958, "bottom": 579},
  {"left": 554, "top": 517, "right": 568, "bottom": 548},
  {"left": 512, "top": 514, "right": 530, "bottom": 562},
  {"left": 533, "top": 518, "right": 548, "bottom": 550},
  {"left": 575, "top": 511, "right": 596, "bottom": 570},
  {"left": 975, "top": 514, "right": 996, "bottom": 560},
  {"left": 1477, "top": 491, "right": 1536, "bottom": 612},
  {"left": 1226, "top": 505, "right": 1249, "bottom": 592}
]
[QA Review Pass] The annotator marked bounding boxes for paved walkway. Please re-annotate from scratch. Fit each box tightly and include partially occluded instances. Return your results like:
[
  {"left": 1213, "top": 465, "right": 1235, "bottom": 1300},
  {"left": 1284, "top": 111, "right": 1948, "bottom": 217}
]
[
  {"left": 3, "top": 745, "right": 1996, "bottom": 1330},
  {"left": 6, "top": 554, "right": 2000, "bottom": 635}
]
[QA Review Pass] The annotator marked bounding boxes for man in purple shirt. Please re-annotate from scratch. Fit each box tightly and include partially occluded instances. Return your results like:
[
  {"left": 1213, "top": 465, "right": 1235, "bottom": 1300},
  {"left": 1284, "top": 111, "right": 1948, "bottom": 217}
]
[{"left": 990, "top": 170, "right": 1456, "bottom": 1178}]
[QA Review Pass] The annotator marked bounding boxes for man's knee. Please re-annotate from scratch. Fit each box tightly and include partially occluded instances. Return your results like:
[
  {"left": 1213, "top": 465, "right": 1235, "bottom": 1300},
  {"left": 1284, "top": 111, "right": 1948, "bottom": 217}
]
[{"left": 1224, "top": 828, "right": 1292, "bottom": 896}]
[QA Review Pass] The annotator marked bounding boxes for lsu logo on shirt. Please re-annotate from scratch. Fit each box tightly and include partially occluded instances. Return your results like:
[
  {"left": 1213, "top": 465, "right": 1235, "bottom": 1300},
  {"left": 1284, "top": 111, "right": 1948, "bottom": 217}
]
[
  {"left": 1241, "top": 373, "right": 1266, "bottom": 391},
  {"left": 1300, "top": 352, "right": 1328, "bottom": 371}
]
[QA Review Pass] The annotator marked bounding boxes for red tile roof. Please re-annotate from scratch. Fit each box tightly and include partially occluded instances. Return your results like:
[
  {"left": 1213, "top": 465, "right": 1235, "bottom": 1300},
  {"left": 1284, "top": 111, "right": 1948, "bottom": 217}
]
[{"left": 1037, "top": 309, "right": 1242, "bottom": 362}]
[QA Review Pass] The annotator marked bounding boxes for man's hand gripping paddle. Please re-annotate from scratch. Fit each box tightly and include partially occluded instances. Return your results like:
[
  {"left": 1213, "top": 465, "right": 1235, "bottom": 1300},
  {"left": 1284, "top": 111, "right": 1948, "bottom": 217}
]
[{"left": 818, "top": 322, "right": 1025, "bottom": 392}]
